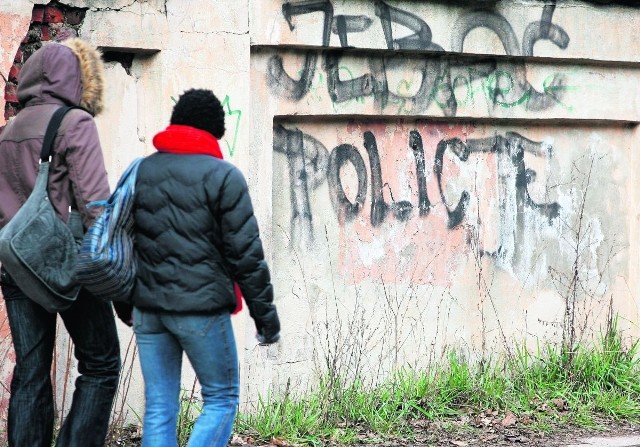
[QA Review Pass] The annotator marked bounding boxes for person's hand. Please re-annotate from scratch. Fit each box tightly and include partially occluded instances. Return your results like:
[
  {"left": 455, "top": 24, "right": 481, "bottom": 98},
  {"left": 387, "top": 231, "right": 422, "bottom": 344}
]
[
  {"left": 255, "top": 310, "right": 280, "bottom": 345},
  {"left": 256, "top": 331, "right": 280, "bottom": 345},
  {"left": 113, "top": 302, "right": 133, "bottom": 327}
]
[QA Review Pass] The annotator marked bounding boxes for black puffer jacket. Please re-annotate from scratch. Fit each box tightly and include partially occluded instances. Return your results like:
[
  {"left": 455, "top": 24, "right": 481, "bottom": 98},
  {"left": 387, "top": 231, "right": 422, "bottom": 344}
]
[{"left": 132, "top": 152, "right": 279, "bottom": 338}]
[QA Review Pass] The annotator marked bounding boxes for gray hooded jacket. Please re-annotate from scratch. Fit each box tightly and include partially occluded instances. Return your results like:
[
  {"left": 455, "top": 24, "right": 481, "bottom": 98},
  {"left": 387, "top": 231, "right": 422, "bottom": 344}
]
[{"left": 0, "top": 39, "right": 109, "bottom": 230}]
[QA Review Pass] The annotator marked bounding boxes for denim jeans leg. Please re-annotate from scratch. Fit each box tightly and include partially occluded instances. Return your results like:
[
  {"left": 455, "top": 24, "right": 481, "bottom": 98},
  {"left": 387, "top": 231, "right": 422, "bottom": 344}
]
[
  {"left": 133, "top": 308, "right": 183, "bottom": 447},
  {"left": 55, "top": 289, "right": 121, "bottom": 447},
  {"left": 165, "top": 313, "right": 239, "bottom": 447},
  {"left": 3, "top": 281, "right": 57, "bottom": 447}
]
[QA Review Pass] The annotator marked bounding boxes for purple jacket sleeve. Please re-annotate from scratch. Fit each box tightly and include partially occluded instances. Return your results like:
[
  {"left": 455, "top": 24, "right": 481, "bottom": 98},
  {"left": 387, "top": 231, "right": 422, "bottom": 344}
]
[{"left": 61, "top": 111, "right": 111, "bottom": 229}]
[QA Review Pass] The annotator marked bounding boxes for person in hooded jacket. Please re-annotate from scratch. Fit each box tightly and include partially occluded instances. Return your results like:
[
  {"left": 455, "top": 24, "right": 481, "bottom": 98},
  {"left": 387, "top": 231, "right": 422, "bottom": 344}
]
[
  {"left": 129, "top": 88, "right": 281, "bottom": 447},
  {"left": 0, "top": 39, "right": 121, "bottom": 446}
]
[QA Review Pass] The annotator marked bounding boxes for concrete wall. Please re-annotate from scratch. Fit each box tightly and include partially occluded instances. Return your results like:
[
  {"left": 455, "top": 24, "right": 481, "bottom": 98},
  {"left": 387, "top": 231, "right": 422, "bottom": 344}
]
[
  {"left": 250, "top": 0, "right": 640, "bottom": 397},
  {"left": 1, "top": 0, "right": 639, "bottom": 431}
]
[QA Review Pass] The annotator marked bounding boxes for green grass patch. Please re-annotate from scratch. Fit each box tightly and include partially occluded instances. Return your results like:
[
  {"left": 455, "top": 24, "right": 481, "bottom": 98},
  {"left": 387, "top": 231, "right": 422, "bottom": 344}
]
[{"left": 235, "top": 325, "right": 640, "bottom": 446}]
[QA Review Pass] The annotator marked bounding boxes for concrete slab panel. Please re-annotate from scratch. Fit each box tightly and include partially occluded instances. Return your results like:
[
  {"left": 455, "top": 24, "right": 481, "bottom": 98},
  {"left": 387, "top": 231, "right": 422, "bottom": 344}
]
[
  {"left": 253, "top": 48, "right": 640, "bottom": 122},
  {"left": 566, "top": 435, "right": 640, "bottom": 447},
  {"left": 80, "top": 3, "right": 165, "bottom": 51},
  {"left": 251, "top": 0, "right": 640, "bottom": 63}
]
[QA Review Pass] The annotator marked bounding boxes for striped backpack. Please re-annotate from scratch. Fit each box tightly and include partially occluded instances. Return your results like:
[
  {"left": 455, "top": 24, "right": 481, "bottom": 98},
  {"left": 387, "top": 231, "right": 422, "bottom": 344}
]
[{"left": 75, "top": 157, "right": 144, "bottom": 302}]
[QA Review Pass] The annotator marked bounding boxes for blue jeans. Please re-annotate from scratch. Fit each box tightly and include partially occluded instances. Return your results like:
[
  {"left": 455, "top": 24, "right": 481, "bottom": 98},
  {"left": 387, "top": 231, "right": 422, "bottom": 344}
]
[
  {"left": 133, "top": 308, "right": 240, "bottom": 447},
  {"left": 0, "top": 268, "right": 121, "bottom": 447}
]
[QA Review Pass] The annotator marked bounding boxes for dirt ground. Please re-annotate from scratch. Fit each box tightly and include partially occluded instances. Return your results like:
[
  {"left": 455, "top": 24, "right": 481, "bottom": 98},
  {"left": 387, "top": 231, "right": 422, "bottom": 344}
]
[
  {"left": 342, "top": 419, "right": 640, "bottom": 447},
  {"left": 107, "top": 417, "right": 640, "bottom": 447}
]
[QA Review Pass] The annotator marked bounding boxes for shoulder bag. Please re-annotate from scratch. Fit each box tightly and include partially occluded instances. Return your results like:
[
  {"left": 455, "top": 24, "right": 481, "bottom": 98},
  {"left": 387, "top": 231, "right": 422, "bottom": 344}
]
[
  {"left": 0, "top": 106, "right": 84, "bottom": 312},
  {"left": 75, "top": 157, "right": 144, "bottom": 302}
]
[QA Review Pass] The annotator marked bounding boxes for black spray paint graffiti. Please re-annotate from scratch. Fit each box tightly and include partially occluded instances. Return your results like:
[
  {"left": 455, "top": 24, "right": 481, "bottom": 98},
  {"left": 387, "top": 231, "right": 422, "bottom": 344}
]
[
  {"left": 273, "top": 125, "right": 329, "bottom": 246},
  {"left": 274, "top": 125, "right": 560, "bottom": 253},
  {"left": 268, "top": 0, "right": 570, "bottom": 116},
  {"left": 434, "top": 132, "right": 560, "bottom": 229},
  {"left": 451, "top": 5, "right": 569, "bottom": 111},
  {"left": 269, "top": 0, "right": 334, "bottom": 101}
]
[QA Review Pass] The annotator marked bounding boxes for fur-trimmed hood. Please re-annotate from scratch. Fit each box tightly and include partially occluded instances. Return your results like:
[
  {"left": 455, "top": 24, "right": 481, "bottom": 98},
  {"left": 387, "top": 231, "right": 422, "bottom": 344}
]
[{"left": 17, "top": 38, "right": 105, "bottom": 116}]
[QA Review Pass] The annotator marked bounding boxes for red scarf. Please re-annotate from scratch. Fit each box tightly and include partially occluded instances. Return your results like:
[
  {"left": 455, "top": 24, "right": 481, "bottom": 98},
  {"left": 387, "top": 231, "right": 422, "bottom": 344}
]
[
  {"left": 153, "top": 124, "right": 223, "bottom": 158},
  {"left": 152, "top": 124, "right": 243, "bottom": 315}
]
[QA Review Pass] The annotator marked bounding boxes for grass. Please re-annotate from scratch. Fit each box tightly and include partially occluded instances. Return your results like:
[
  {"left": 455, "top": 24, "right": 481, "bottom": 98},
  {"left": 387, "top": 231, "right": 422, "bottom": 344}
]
[
  {"left": 177, "top": 380, "right": 202, "bottom": 446},
  {"left": 44, "top": 321, "right": 640, "bottom": 447},
  {"left": 234, "top": 324, "right": 640, "bottom": 446}
]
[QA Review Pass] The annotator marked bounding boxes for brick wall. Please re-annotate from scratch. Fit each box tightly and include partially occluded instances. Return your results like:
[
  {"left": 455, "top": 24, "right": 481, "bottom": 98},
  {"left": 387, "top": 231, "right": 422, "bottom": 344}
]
[{"left": 3, "top": 2, "right": 85, "bottom": 123}]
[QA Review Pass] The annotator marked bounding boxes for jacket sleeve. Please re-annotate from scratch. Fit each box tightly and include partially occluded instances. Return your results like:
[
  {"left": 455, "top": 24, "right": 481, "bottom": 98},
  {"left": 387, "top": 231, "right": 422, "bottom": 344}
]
[
  {"left": 62, "top": 111, "right": 111, "bottom": 229},
  {"left": 217, "top": 166, "right": 280, "bottom": 340}
]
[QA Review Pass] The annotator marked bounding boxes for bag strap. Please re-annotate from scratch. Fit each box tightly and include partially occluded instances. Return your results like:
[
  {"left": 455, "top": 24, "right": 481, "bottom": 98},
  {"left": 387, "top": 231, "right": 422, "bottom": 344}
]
[
  {"left": 86, "top": 158, "right": 144, "bottom": 210},
  {"left": 41, "top": 106, "right": 80, "bottom": 162}
]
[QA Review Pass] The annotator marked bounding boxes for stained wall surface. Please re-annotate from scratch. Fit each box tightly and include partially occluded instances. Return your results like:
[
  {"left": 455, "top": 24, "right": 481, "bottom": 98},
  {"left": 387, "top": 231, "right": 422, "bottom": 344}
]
[
  {"left": 249, "top": 0, "right": 640, "bottom": 399},
  {"left": 0, "top": 0, "right": 639, "bottom": 427}
]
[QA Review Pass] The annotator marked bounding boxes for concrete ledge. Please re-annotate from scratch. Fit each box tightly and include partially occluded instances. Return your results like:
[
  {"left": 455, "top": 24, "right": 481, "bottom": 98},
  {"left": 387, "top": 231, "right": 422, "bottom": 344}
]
[{"left": 567, "top": 436, "right": 640, "bottom": 447}]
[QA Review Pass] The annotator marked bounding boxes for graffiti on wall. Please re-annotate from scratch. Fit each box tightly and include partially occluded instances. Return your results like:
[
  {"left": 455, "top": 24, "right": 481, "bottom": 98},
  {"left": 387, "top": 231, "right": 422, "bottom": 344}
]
[
  {"left": 274, "top": 122, "right": 562, "bottom": 283},
  {"left": 267, "top": 0, "right": 571, "bottom": 116}
]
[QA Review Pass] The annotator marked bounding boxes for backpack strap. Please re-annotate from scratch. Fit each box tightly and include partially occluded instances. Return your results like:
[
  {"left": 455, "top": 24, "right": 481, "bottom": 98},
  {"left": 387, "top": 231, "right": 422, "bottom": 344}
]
[{"left": 40, "top": 106, "right": 80, "bottom": 162}]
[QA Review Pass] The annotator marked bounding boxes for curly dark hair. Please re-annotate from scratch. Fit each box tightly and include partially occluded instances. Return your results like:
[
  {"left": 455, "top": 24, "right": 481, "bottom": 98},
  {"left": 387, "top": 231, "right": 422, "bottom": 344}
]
[{"left": 170, "top": 88, "right": 226, "bottom": 139}]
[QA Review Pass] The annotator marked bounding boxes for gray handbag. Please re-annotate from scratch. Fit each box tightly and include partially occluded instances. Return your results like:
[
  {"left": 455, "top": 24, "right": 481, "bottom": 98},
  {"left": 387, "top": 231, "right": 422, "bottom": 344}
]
[{"left": 0, "top": 106, "right": 84, "bottom": 312}]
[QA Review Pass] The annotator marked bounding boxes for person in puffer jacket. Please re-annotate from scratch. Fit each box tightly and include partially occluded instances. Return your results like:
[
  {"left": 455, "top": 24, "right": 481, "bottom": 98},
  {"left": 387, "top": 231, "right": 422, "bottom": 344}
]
[
  {"left": 0, "top": 39, "right": 121, "bottom": 446},
  {"left": 130, "top": 88, "right": 280, "bottom": 447}
]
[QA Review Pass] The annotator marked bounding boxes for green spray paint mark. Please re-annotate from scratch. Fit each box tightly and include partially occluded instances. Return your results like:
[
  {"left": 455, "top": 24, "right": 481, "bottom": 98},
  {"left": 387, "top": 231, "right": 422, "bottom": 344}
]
[{"left": 221, "top": 95, "right": 241, "bottom": 157}]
